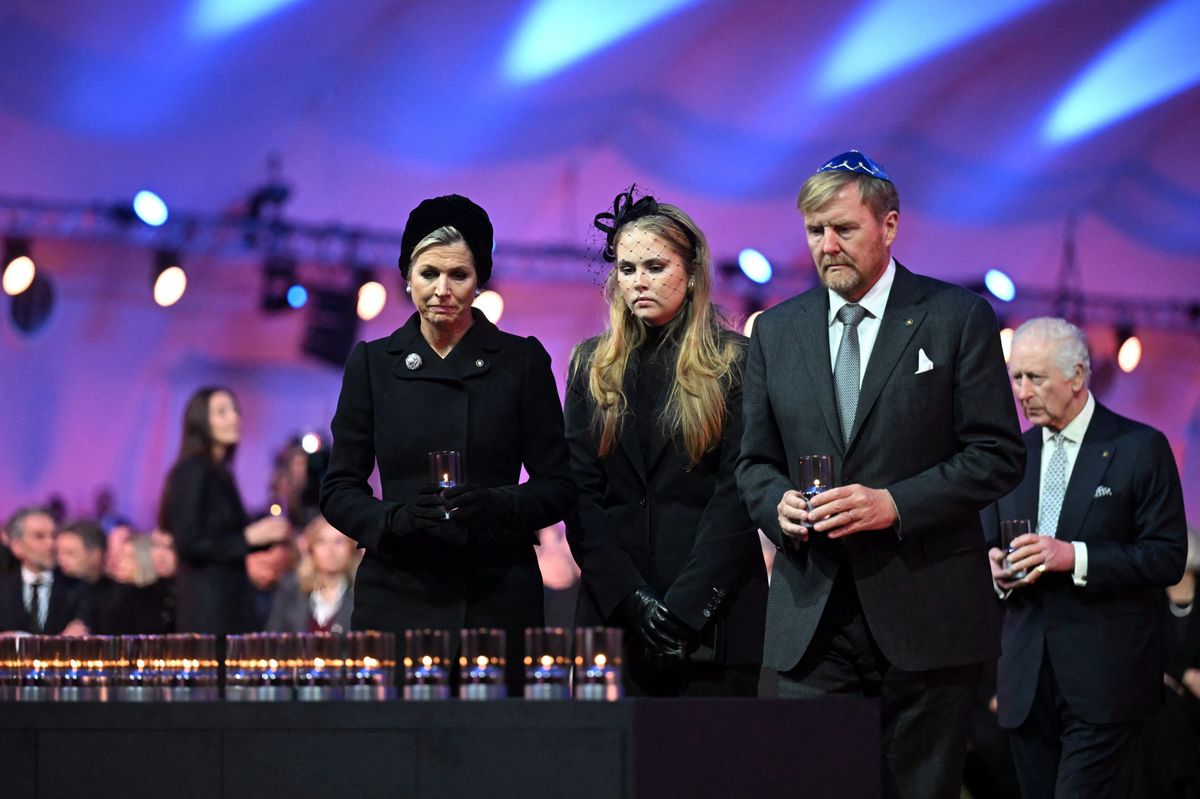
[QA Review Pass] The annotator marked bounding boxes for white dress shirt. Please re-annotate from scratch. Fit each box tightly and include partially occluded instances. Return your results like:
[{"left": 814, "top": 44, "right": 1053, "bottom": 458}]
[
  {"left": 21, "top": 566, "right": 53, "bottom": 631},
  {"left": 1041, "top": 391, "right": 1095, "bottom": 586},
  {"left": 827, "top": 257, "right": 896, "bottom": 383}
]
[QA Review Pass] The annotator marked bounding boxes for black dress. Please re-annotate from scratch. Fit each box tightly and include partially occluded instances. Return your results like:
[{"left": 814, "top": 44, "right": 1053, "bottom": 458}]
[
  {"left": 565, "top": 323, "right": 768, "bottom": 696},
  {"left": 161, "top": 455, "right": 258, "bottom": 634}
]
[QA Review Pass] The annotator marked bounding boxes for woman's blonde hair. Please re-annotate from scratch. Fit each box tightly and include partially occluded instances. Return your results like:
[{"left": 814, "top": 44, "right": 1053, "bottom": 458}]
[
  {"left": 296, "top": 516, "right": 360, "bottom": 594},
  {"left": 573, "top": 203, "right": 740, "bottom": 466}
]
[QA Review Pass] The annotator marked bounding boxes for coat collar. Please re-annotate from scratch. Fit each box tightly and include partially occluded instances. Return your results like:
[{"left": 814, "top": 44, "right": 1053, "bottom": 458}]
[{"left": 386, "top": 308, "right": 502, "bottom": 381}]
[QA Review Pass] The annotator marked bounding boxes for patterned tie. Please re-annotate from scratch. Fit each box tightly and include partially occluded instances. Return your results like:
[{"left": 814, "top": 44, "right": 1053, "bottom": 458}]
[
  {"left": 834, "top": 303, "right": 869, "bottom": 445},
  {"left": 1039, "top": 432, "right": 1068, "bottom": 537},
  {"left": 29, "top": 580, "right": 44, "bottom": 633}
]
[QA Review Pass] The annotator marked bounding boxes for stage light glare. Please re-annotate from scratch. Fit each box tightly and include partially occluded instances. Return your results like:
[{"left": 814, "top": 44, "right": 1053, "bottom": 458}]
[
  {"left": 473, "top": 289, "right": 504, "bottom": 323},
  {"left": 133, "top": 190, "right": 169, "bottom": 226},
  {"left": 738, "top": 249, "right": 773, "bottom": 285},
  {"left": 1117, "top": 334, "right": 1142, "bottom": 373},
  {"left": 286, "top": 284, "right": 308, "bottom": 309},
  {"left": 743, "top": 311, "right": 764, "bottom": 337},
  {"left": 301, "top": 433, "right": 321, "bottom": 454},
  {"left": 357, "top": 281, "right": 387, "bottom": 321},
  {"left": 153, "top": 266, "right": 188, "bottom": 307},
  {"left": 999, "top": 327, "right": 1014, "bottom": 363},
  {"left": 984, "top": 269, "right": 1016, "bottom": 302},
  {"left": 3, "top": 255, "right": 36, "bottom": 296}
]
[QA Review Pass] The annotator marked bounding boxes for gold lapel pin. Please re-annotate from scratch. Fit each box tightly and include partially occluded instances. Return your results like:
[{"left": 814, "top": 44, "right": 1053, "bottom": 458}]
[
  {"left": 1102, "top": 450, "right": 1110, "bottom": 458},
  {"left": 904, "top": 319, "right": 913, "bottom": 326}
]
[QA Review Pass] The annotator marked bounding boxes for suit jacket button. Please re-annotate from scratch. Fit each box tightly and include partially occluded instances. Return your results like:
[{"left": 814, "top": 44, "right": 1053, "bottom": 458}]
[
  {"left": 639, "top": 497, "right": 647, "bottom": 507},
  {"left": 702, "top": 609, "right": 712, "bottom": 618}
]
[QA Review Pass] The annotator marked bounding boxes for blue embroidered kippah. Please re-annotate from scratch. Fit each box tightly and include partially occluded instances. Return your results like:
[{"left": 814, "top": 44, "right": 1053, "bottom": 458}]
[{"left": 816, "top": 150, "right": 892, "bottom": 182}]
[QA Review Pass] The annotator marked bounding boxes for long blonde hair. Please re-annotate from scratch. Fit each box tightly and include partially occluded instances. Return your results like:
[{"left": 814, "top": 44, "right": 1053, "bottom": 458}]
[{"left": 573, "top": 203, "right": 740, "bottom": 466}]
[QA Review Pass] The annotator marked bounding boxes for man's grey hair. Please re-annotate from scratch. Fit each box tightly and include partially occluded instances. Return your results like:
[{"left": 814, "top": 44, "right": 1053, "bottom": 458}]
[
  {"left": 1012, "top": 317, "right": 1091, "bottom": 385},
  {"left": 3, "top": 506, "right": 55, "bottom": 542}
]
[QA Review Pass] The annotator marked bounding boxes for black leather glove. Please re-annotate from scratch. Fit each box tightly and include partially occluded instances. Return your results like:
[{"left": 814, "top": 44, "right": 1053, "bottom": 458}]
[
  {"left": 441, "top": 483, "right": 492, "bottom": 526},
  {"left": 621, "top": 586, "right": 691, "bottom": 657},
  {"left": 393, "top": 486, "right": 448, "bottom": 534}
]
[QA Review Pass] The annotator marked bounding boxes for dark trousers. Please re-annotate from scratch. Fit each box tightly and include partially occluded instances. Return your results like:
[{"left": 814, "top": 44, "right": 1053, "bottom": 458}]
[
  {"left": 777, "top": 567, "right": 981, "bottom": 799},
  {"left": 1008, "top": 650, "right": 1142, "bottom": 799}
]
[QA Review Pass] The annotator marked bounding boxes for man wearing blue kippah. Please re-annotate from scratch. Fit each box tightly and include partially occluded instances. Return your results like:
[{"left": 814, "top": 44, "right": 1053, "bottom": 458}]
[{"left": 736, "top": 151, "right": 1026, "bottom": 798}]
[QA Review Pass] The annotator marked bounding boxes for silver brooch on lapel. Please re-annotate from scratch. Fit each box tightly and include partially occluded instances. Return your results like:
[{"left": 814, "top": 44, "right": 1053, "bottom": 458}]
[
  {"left": 405, "top": 353, "right": 422, "bottom": 371},
  {"left": 475, "top": 359, "right": 485, "bottom": 368}
]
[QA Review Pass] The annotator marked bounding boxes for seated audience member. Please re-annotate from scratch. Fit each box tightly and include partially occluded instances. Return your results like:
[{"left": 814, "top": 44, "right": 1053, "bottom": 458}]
[
  {"left": 97, "top": 530, "right": 177, "bottom": 635},
  {"left": 104, "top": 523, "right": 134, "bottom": 580},
  {"left": 0, "top": 506, "right": 90, "bottom": 635},
  {"left": 246, "top": 537, "right": 299, "bottom": 630},
  {"left": 57, "top": 518, "right": 116, "bottom": 627},
  {"left": 266, "top": 516, "right": 357, "bottom": 633}
]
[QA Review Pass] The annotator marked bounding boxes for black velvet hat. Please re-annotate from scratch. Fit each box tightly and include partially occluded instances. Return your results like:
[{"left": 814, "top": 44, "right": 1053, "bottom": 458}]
[{"left": 398, "top": 194, "right": 494, "bottom": 285}]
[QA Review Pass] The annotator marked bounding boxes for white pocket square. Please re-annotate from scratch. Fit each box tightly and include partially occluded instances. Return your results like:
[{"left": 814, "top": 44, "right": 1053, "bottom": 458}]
[
  {"left": 915, "top": 348, "right": 934, "bottom": 374},
  {"left": 1094, "top": 485, "right": 1113, "bottom": 498}
]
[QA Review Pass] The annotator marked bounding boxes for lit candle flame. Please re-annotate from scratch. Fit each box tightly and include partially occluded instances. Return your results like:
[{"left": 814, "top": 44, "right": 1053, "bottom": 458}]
[
  {"left": 269, "top": 503, "right": 282, "bottom": 516},
  {"left": 363, "top": 656, "right": 379, "bottom": 669},
  {"left": 476, "top": 655, "right": 489, "bottom": 668},
  {"left": 421, "top": 655, "right": 433, "bottom": 669},
  {"left": 594, "top": 654, "right": 607, "bottom": 668},
  {"left": 442, "top": 472, "right": 450, "bottom": 484},
  {"left": 813, "top": 479, "right": 822, "bottom": 487},
  {"left": 314, "top": 657, "right": 325, "bottom": 670},
  {"left": 540, "top": 655, "right": 554, "bottom": 668},
  {"left": 136, "top": 658, "right": 146, "bottom": 670}
]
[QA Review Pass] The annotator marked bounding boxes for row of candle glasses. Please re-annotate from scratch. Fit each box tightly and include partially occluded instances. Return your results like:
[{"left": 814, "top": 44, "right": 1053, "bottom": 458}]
[
  {"left": 0, "top": 627, "right": 623, "bottom": 701},
  {"left": 0, "top": 634, "right": 220, "bottom": 701}
]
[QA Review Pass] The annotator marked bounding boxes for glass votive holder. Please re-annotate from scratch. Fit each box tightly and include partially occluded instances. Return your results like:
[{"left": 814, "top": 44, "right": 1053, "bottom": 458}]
[
  {"left": 573, "top": 627, "right": 623, "bottom": 701},
  {"left": 18, "top": 635, "right": 58, "bottom": 702},
  {"left": 404, "top": 629, "right": 451, "bottom": 701},
  {"left": 428, "top": 451, "right": 464, "bottom": 489},
  {"left": 524, "top": 627, "right": 570, "bottom": 701},
  {"left": 253, "top": 633, "right": 297, "bottom": 702},
  {"left": 459, "top": 628, "right": 506, "bottom": 701},
  {"left": 224, "top": 634, "right": 255, "bottom": 702},
  {"left": 296, "top": 632, "right": 345, "bottom": 702},
  {"left": 119, "top": 635, "right": 159, "bottom": 702},
  {"left": 344, "top": 631, "right": 396, "bottom": 702},
  {"left": 0, "top": 636, "right": 19, "bottom": 701}
]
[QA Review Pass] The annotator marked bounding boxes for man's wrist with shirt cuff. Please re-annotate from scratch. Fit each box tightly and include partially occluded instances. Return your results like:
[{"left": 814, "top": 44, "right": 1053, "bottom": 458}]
[{"left": 1071, "top": 541, "right": 1088, "bottom": 586}]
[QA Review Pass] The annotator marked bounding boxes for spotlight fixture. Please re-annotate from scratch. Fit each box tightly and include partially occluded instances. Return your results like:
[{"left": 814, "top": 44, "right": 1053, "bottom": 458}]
[
  {"left": 132, "top": 190, "right": 170, "bottom": 227},
  {"left": 473, "top": 289, "right": 504, "bottom": 323},
  {"left": 3, "top": 238, "right": 36, "bottom": 296},
  {"left": 10, "top": 272, "right": 55, "bottom": 334},
  {"left": 152, "top": 250, "right": 187, "bottom": 307},
  {"left": 1116, "top": 325, "right": 1142, "bottom": 373},
  {"left": 355, "top": 269, "right": 387, "bottom": 321},
  {"left": 261, "top": 252, "right": 299, "bottom": 312},
  {"left": 737, "top": 248, "right": 773, "bottom": 285},
  {"left": 984, "top": 269, "right": 1016, "bottom": 302}
]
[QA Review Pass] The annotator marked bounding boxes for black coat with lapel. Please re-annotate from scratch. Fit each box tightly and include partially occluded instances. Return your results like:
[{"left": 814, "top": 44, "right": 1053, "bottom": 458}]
[
  {"left": 0, "top": 568, "right": 90, "bottom": 634},
  {"left": 984, "top": 402, "right": 1187, "bottom": 727},
  {"left": 564, "top": 328, "right": 768, "bottom": 666},
  {"left": 320, "top": 309, "right": 575, "bottom": 635},
  {"left": 737, "top": 263, "right": 1026, "bottom": 673}
]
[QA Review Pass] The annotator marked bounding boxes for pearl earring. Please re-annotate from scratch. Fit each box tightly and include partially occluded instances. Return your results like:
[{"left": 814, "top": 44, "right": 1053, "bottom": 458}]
[{"left": 405, "top": 285, "right": 412, "bottom": 295}]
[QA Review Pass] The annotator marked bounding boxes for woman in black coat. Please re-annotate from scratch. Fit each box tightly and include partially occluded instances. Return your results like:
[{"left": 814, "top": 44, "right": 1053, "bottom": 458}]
[
  {"left": 320, "top": 195, "right": 575, "bottom": 689},
  {"left": 565, "top": 188, "right": 768, "bottom": 696},
  {"left": 158, "top": 387, "right": 290, "bottom": 634}
]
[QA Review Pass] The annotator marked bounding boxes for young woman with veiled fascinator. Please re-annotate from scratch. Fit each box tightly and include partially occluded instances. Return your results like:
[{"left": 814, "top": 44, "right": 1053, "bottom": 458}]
[{"left": 564, "top": 187, "right": 768, "bottom": 696}]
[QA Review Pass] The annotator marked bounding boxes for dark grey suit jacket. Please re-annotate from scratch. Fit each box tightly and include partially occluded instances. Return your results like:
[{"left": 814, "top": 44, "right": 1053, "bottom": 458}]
[
  {"left": 984, "top": 401, "right": 1187, "bottom": 727},
  {"left": 737, "top": 263, "right": 1025, "bottom": 673},
  {"left": 264, "top": 573, "right": 354, "bottom": 634}
]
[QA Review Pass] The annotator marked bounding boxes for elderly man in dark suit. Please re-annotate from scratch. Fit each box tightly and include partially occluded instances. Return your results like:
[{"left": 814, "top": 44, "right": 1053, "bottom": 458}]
[
  {"left": 0, "top": 506, "right": 90, "bottom": 635},
  {"left": 736, "top": 150, "right": 1025, "bottom": 799},
  {"left": 985, "top": 317, "right": 1187, "bottom": 798}
]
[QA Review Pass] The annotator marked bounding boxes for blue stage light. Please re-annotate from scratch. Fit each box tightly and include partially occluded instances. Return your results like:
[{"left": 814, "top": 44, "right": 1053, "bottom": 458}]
[
  {"left": 818, "top": 0, "right": 1047, "bottom": 95},
  {"left": 191, "top": 0, "right": 306, "bottom": 36},
  {"left": 984, "top": 269, "right": 1016, "bottom": 302},
  {"left": 504, "top": 0, "right": 701, "bottom": 83},
  {"left": 1044, "top": 0, "right": 1200, "bottom": 143},
  {"left": 737, "top": 248, "right": 773, "bottom": 285},
  {"left": 286, "top": 284, "right": 308, "bottom": 309},
  {"left": 133, "top": 190, "right": 169, "bottom": 227}
]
